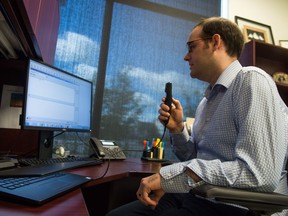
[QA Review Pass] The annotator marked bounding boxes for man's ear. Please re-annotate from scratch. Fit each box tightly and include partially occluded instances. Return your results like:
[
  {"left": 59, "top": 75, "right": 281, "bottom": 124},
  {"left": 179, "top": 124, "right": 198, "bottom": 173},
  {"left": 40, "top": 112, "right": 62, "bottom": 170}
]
[{"left": 211, "top": 34, "right": 222, "bottom": 51}]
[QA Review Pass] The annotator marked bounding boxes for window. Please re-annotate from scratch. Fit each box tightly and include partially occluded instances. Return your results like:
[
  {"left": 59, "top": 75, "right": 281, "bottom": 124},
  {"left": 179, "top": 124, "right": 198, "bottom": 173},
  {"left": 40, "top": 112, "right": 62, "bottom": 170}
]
[{"left": 54, "top": 0, "right": 221, "bottom": 160}]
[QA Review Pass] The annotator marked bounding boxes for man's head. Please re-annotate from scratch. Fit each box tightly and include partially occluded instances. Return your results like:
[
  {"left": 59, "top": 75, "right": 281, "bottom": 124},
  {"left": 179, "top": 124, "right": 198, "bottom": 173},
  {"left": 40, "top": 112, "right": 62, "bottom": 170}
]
[
  {"left": 184, "top": 17, "right": 244, "bottom": 84},
  {"left": 195, "top": 17, "right": 244, "bottom": 59}
]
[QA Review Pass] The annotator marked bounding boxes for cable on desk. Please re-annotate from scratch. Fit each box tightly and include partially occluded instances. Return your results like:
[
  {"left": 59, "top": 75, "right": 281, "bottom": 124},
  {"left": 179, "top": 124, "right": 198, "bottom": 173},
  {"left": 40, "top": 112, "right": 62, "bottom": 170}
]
[{"left": 94, "top": 158, "right": 111, "bottom": 180}]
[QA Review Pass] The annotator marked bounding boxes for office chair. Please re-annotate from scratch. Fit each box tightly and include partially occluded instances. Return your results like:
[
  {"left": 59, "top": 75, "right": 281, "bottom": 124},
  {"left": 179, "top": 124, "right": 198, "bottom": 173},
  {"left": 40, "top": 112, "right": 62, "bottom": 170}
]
[
  {"left": 185, "top": 118, "right": 288, "bottom": 216},
  {"left": 190, "top": 184, "right": 288, "bottom": 216}
]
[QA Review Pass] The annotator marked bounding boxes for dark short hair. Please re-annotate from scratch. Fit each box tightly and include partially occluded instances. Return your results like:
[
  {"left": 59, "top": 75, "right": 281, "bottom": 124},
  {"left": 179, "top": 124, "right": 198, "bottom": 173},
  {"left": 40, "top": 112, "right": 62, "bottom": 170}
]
[{"left": 195, "top": 17, "right": 244, "bottom": 58}]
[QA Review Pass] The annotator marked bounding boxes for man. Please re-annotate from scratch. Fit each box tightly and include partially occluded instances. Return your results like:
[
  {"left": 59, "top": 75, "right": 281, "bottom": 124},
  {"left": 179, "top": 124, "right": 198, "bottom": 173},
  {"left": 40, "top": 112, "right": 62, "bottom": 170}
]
[{"left": 106, "top": 17, "right": 288, "bottom": 216}]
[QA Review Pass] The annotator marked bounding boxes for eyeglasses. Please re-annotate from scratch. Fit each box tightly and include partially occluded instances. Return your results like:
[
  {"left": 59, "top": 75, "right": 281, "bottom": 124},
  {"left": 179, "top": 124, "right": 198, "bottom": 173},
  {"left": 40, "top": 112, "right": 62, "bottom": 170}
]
[{"left": 186, "top": 37, "right": 212, "bottom": 53}]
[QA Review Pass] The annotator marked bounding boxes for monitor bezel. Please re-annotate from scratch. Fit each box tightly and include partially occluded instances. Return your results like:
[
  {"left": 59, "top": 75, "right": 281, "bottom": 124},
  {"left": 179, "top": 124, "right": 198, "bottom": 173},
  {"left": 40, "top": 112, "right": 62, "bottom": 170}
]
[{"left": 21, "top": 58, "right": 93, "bottom": 132}]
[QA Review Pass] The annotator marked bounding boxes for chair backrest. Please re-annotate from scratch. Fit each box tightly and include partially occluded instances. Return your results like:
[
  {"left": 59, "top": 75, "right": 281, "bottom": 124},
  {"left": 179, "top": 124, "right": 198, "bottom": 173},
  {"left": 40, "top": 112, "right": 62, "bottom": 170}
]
[{"left": 186, "top": 117, "right": 194, "bottom": 135}]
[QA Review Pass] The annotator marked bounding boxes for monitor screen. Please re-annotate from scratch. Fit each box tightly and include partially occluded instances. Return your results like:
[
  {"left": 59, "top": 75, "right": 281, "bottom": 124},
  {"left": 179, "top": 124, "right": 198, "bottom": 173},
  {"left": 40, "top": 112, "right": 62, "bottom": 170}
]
[{"left": 22, "top": 59, "right": 92, "bottom": 132}]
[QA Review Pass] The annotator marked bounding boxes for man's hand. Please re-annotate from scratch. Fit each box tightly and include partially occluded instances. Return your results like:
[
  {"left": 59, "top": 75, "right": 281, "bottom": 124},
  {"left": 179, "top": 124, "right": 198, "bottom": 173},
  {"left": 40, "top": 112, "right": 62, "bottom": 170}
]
[
  {"left": 136, "top": 173, "right": 165, "bottom": 208},
  {"left": 158, "top": 98, "right": 184, "bottom": 133}
]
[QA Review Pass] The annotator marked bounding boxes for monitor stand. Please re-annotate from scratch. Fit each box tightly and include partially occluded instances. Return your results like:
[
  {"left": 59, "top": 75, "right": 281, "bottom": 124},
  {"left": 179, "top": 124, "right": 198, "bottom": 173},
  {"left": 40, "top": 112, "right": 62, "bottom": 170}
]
[{"left": 38, "top": 131, "right": 54, "bottom": 159}]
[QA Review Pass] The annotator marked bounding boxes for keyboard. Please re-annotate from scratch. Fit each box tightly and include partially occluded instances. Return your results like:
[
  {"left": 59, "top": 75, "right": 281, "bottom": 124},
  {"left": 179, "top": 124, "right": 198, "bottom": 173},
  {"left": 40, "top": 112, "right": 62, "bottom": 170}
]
[
  {"left": 18, "top": 156, "right": 102, "bottom": 166},
  {"left": 0, "top": 172, "right": 91, "bottom": 205},
  {"left": 0, "top": 157, "right": 103, "bottom": 177}
]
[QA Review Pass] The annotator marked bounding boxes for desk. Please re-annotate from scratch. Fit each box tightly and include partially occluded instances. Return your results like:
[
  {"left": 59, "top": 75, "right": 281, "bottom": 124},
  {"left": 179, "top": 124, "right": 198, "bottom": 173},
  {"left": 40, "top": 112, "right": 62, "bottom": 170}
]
[{"left": 0, "top": 158, "right": 162, "bottom": 216}]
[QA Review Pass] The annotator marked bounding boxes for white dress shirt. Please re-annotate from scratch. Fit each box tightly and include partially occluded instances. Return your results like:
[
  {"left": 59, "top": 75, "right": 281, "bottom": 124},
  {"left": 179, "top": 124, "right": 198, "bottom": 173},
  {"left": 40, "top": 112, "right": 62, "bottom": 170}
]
[{"left": 160, "top": 60, "right": 288, "bottom": 215}]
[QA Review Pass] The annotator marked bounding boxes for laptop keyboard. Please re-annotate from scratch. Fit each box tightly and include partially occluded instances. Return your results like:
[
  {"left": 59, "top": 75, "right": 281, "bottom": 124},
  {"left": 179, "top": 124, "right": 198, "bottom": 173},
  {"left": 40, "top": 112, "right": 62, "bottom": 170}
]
[
  {"left": 0, "top": 172, "right": 65, "bottom": 190},
  {"left": 18, "top": 156, "right": 102, "bottom": 167},
  {"left": 0, "top": 171, "right": 91, "bottom": 205}
]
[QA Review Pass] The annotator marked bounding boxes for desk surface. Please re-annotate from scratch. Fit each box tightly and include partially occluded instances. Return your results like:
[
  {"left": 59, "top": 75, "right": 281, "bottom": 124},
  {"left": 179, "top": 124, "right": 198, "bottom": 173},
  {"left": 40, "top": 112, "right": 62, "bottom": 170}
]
[{"left": 0, "top": 158, "right": 162, "bottom": 216}]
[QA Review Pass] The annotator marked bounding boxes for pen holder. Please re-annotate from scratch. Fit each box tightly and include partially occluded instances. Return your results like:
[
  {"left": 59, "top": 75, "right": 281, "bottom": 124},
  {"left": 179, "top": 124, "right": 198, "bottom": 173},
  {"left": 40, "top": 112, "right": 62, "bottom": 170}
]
[
  {"left": 141, "top": 139, "right": 165, "bottom": 162},
  {"left": 141, "top": 147, "right": 165, "bottom": 161},
  {"left": 142, "top": 149, "right": 153, "bottom": 158}
]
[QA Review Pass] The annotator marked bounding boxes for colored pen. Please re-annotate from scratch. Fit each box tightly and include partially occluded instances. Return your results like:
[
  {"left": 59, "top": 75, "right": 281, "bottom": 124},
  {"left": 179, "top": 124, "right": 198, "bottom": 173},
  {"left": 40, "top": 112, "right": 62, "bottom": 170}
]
[
  {"left": 146, "top": 140, "right": 150, "bottom": 151},
  {"left": 143, "top": 140, "right": 147, "bottom": 150}
]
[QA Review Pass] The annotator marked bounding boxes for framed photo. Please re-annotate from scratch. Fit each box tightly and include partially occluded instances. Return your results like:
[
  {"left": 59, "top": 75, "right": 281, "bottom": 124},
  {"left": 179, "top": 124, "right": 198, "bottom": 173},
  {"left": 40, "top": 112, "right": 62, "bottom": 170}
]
[
  {"left": 243, "top": 25, "right": 268, "bottom": 43},
  {"left": 279, "top": 40, "right": 288, "bottom": 49},
  {"left": 235, "top": 16, "right": 274, "bottom": 45}
]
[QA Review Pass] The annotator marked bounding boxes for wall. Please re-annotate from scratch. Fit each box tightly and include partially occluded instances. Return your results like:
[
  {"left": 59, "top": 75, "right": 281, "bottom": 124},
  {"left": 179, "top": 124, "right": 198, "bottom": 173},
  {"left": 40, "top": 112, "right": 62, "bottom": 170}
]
[{"left": 223, "top": 0, "right": 288, "bottom": 46}]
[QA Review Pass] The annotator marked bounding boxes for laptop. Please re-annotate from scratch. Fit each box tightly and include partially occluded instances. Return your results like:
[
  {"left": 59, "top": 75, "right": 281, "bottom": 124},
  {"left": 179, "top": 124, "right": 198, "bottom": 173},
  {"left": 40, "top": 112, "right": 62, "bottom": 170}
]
[
  {"left": 0, "top": 172, "right": 91, "bottom": 205},
  {"left": 0, "top": 160, "right": 102, "bottom": 177}
]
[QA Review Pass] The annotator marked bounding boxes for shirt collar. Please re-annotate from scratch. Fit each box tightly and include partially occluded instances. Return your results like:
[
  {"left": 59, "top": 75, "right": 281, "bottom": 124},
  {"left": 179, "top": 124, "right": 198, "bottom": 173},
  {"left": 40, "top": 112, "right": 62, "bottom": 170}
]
[
  {"left": 204, "top": 60, "right": 242, "bottom": 99},
  {"left": 215, "top": 60, "right": 242, "bottom": 88}
]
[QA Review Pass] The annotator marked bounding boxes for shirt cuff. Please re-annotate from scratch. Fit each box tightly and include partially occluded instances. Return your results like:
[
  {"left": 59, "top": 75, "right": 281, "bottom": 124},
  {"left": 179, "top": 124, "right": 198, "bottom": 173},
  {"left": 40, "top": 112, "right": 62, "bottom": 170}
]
[
  {"left": 160, "top": 162, "right": 205, "bottom": 193},
  {"left": 170, "top": 123, "right": 190, "bottom": 144}
]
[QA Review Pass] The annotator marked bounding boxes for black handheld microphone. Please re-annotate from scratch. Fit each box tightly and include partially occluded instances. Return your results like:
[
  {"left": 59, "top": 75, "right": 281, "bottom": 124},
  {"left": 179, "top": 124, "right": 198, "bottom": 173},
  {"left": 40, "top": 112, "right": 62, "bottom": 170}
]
[{"left": 164, "top": 82, "right": 172, "bottom": 125}]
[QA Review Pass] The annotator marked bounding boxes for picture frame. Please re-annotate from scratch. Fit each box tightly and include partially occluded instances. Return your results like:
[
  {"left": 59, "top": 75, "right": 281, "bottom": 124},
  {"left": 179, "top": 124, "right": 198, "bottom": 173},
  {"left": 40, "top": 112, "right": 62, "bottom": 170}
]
[
  {"left": 279, "top": 40, "right": 288, "bottom": 49},
  {"left": 235, "top": 16, "right": 274, "bottom": 45}
]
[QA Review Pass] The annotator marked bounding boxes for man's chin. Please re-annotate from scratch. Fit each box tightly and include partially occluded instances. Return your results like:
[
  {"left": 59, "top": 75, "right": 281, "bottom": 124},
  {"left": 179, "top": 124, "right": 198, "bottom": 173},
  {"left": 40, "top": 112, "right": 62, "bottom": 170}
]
[{"left": 190, "top": 72, "right": 196, "bottom": 78}]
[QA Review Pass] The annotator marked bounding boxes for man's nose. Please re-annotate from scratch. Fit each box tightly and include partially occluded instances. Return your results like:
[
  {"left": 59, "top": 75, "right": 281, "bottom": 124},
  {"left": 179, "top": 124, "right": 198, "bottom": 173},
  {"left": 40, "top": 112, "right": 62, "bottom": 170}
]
[{"left": 184, "top": 53, "right": 190, "bottom": 61}]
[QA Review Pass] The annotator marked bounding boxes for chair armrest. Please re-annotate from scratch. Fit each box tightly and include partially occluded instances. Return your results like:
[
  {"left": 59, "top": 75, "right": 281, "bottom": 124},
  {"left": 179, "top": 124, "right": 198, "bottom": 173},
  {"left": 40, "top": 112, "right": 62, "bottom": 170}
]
[{"left": 190, "top": 184, "right": 288, "bottom": 214}]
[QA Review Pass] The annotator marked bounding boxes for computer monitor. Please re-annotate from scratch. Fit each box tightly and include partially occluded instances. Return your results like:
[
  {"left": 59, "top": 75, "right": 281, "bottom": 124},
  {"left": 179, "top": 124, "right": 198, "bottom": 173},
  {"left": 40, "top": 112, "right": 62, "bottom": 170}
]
[{"left": 22, "top": 59, "right": 93, "bottom": 158}]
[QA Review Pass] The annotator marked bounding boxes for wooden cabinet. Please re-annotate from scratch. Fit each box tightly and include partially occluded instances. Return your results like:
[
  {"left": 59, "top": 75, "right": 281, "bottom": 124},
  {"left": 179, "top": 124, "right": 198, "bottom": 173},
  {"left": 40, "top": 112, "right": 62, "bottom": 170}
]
[
  {"left": 0, "top": 0, "right": 60, "bottom": 156},
  {"left": 239, "top": 40, "right": 288, "bottom": 105},
  {"left": 0, "top": 0, "right": 60, "bottom": 64},
  {"left": 22, "top": 0, "right": 60, "bottom": 64}
]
